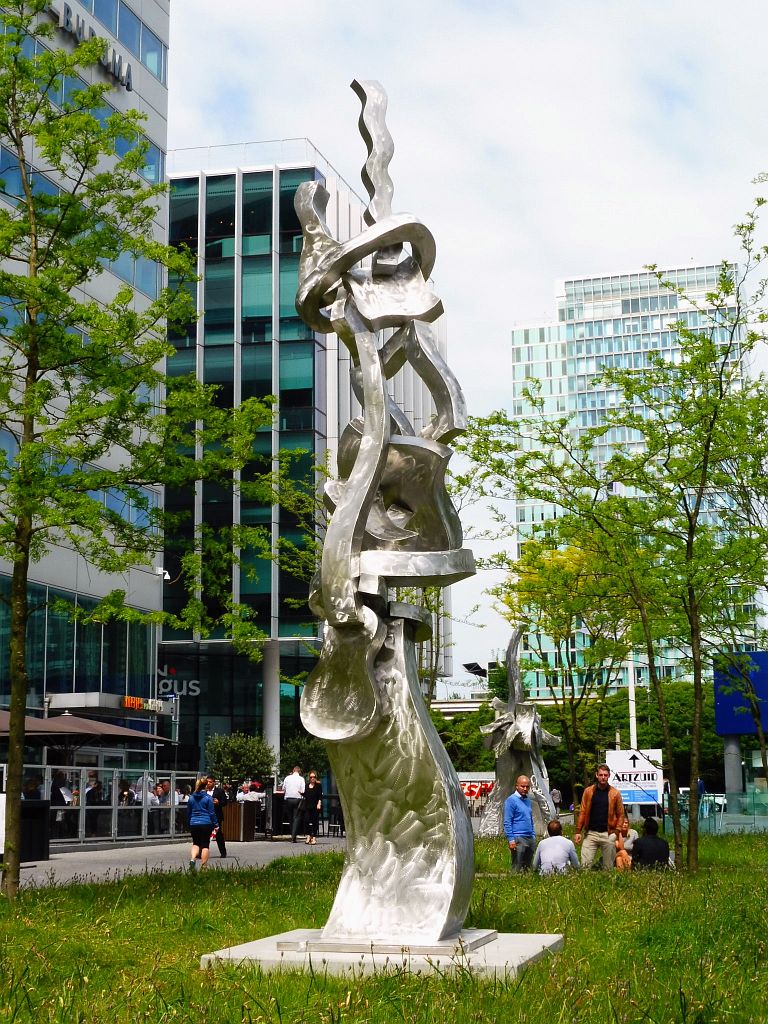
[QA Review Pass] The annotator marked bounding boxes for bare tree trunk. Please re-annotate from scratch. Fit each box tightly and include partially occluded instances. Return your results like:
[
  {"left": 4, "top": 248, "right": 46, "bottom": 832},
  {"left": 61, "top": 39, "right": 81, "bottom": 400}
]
[
  {"left": 1, "top": 525, "right": 31, "bottom": 899},
  {"left": 638, "top": 603, "right": 683, "bottom": 866},
  {"left": 686, "top": 593, "right": 704, "bottom": 872}
]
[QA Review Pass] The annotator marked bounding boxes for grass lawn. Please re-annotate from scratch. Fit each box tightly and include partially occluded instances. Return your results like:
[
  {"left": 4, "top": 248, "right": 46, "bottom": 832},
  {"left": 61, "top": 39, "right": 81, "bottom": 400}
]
[{"left": 2, "top": 834, "right": 768, "bottom": 1023}]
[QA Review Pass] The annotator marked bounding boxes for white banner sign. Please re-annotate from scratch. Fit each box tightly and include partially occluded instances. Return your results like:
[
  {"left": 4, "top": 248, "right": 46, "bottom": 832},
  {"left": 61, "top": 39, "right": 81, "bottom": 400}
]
[{"left": 606, "top": 748, "right": 663, "bottom": 804}]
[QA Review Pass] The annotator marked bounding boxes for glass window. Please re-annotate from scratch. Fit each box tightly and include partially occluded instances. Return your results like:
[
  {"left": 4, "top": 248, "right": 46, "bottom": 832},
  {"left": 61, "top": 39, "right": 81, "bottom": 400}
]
[
  {"left": 141, "top": 142, "right": 163, "bottom": 185},
  {"left": 203, "top": 258, "right": 234, "bottom": 345},
  {"left": 135, "top": 255, "right": 159, "bottom": 298},
  {"left": 0, "top": 145, "right": 24, "bottom": 199},
  {"left": 240, "top": 547, "right": 272, "bottom": 596},
  {"left": 279, "top": 168, "right": 314, "bottom": 254},
  {"left": 117, "top": 1, "right": 141, "bottom": 55},
  {"left": 140, "top": 22, "right": 163, "bottom": 78},
  {"left": 279, "top": 255, "right": 300, "bottom": 319},
  {"left": 167, "top": 347, "right": 196, "bottom": 378},
  {"left": 242, "top": 255, "right": 271, "bottom": 319},
  {"left": 94, "top": 0, "right": 118, "bottom": 35},
  {"left": 170, "top": 177, "right": 199, "bottom": 246},
  {"left": 203, "top": 346, "right": 234, "bottom": 408},
  {"left": 279, "top": 343, "right": 313, "bottom": 391},
  {"left": 46, "top": 589, "right": 76, "bottom": 693},
  {"left": 103, "top": 618, "right": 127, "bottom": 694},
  {"left": 205, "top": 174, "right": 235, "bottom": 241},
  {"left": 127, "top": 621, "right": 152, "bottom": 697},
  {"left": 75, "top": 595, "right": 102, "bottom": 693},
  {"left": 242, "top": 345, "right": 272, "bottom": 400},
  {"left": 243, "top": 171, "right": 272, "bottom": 253}
]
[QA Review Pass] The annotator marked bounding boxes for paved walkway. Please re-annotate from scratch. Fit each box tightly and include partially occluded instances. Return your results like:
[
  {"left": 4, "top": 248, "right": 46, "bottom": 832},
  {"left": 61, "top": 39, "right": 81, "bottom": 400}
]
[{"left": 18, "top": 836, "right": 347, "bottom": 889}]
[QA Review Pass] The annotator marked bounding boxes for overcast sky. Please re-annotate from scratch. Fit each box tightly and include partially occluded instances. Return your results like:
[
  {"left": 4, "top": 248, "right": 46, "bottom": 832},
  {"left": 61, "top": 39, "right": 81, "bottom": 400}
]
[{"left": 166, "top": 1, "right": 768, "bottom": 685}]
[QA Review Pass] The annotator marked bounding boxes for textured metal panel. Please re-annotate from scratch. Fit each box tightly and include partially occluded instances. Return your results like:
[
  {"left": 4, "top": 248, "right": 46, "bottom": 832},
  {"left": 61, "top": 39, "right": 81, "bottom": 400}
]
[{"left": 294, "top": 80, "right": 475, "bottom": 943}]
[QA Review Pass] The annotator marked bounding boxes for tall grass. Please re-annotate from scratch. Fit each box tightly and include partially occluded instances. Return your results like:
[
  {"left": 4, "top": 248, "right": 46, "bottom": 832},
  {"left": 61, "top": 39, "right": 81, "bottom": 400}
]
[{"left": 1, "top": 836, "right": 767, "bottom": 1023}]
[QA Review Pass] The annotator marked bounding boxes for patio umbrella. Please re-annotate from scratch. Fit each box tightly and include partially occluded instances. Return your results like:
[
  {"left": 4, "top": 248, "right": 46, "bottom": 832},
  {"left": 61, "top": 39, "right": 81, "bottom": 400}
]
[{"left": 0, "top": 710, "right": 166, "bottom": 756}]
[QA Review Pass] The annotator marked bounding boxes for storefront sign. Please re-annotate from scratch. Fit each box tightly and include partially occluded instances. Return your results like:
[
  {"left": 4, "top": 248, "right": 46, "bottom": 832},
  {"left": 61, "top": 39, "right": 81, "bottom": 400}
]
[
  {"left": 157, "top": 664, "right": 200, "bottom": 698},
  {"left": 48, "top": 3, "right": 133, "bottom": 90},
  {"left": 121, "top": 695, "right": 163, "bottom": 712}
]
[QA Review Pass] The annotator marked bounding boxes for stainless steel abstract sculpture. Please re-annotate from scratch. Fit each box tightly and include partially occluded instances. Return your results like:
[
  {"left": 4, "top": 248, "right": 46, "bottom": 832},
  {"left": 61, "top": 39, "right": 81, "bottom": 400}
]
[
  {"left": 294, "top": 80, "right": 475, "bottom": 944},
  {"left": 478, "top": 626, "right": 560, "bottom": 837}
]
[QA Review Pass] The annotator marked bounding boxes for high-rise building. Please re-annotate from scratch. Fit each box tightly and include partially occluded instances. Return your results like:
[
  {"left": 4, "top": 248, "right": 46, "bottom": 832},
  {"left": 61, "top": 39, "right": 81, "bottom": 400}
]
[
  {"left": 0, "top": 1, "right": 173, "bottom": 766},
  {"left": 511, "top": 265, "right": 742, "bottom": 701},
  {"left": 164, "top": 142, "right": 451, "bottom": 769}
]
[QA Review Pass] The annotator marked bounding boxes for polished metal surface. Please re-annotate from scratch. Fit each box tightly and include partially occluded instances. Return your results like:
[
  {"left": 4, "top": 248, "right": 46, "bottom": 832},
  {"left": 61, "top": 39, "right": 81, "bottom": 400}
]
[
  {"left": 479, "top": 627, "right": 561, "bottom": 837},
  {"left": 294, "top": 80, "right": 475, "bottom": 943}
]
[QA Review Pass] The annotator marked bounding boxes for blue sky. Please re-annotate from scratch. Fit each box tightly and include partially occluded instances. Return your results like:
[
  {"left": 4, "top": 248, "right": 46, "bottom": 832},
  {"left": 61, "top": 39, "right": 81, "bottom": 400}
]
[{"left": 167, "top": 1, "right": 768, "bottom": 681}]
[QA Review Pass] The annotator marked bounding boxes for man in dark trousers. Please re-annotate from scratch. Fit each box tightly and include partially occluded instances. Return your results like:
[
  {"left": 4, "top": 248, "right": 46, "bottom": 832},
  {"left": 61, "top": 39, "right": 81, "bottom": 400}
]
[
  {"left": 631, "top": 816, "right": 670, "bottom": 869},
  {"left": 503, "top": 775, "right": 536, "bottom": 871},
  {"left": 574, "top": 764, "right": 625, "bottom": 869},
  {"left": 205, "top": 774, "right": 228, "bottom": 858}
]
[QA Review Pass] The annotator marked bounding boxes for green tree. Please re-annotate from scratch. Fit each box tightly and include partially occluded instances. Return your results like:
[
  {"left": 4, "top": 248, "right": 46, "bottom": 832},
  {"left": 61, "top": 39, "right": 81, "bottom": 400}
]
[
  {"left": 463, "top": 251, "right": 768, "bottom": 869},
  {"left": 205, "top": 732, "right": 275, "bottom": 785},
  {"left": 278, "top": 731, "right": 330, "bottom": 780},
  {"left": 499, "top": 540, "right": 631, "bottom": 803},
  {"left": 430, "top": 704, "right": 495, "bottom": 772},
  {"left": 0, "top": 2, "right": 273, "bottom": 898}
]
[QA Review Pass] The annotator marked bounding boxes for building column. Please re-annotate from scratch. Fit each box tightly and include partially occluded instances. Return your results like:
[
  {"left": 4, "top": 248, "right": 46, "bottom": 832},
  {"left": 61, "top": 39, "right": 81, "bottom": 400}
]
[
  {"left": 262, "top": 640, "right": 280, "bottom": 775},
  {"left": 723, "top": 735, "right": 743, "bottom": 794}
]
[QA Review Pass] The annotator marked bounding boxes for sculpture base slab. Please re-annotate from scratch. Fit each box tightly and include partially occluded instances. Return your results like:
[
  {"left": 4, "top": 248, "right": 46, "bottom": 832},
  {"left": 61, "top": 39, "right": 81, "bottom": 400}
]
[
  {"left": 277, "top": 926, "right": 497, "bottom": 955},
  {"left": 200, "top": 928, "right": 563, "bottom": 978}
]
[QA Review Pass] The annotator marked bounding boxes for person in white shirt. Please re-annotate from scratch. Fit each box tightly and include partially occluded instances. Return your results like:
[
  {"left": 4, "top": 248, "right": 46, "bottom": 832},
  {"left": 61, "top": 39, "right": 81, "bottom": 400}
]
[
  {"left": 532, "top": 819, "right": 580, "bottom": 875},
  {"left": 282, "top": 766, "right": 305, "bottom": 842}
]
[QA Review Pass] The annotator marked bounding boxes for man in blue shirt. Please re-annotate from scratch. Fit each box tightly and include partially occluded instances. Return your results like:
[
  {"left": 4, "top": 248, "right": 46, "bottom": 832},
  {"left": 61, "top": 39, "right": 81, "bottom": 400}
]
[{"left": 503, "top": 775, "right": 536, "bottom": 871}]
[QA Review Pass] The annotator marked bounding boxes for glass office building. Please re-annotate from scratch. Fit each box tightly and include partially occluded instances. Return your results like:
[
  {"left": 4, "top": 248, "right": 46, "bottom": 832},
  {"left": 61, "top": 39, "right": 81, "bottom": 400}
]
[
  {"left": 0, "top": 1, "right": 173, "bottom": 768},
  {"left": 511, "top": 265, "right": 742, "bottom": 700},
  {"left": 164, "top": 144, "right": 450, "bottom": 770}
]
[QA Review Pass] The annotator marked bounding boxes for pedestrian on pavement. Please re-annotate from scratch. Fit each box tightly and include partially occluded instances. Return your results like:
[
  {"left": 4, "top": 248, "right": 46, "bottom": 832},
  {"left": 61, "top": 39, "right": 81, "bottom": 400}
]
[
  {"left": 205, "top": 774, "right": 228, "bottom": 857},
  {"left": 187, "top": 778, "right": 218, "bottom": 870},
  {"left": 282, "top": 765, "right": 305, "bottom": 843}
]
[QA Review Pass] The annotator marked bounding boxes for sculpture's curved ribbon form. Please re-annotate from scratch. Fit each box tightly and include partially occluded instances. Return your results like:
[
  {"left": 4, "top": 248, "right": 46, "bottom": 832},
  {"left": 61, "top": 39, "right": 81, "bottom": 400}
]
[{"left": 295, "top": 80, "right": 475, "bottom": 944}]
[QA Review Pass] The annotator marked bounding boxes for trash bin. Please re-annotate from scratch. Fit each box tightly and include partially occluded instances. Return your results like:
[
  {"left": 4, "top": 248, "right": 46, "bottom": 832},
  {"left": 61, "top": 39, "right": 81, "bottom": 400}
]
[
  {"left": 20, "top": 799, "right": 50, "bottom": 862},
  {"left": 222, "top": 801, "right": 242, "bottom": 842}
]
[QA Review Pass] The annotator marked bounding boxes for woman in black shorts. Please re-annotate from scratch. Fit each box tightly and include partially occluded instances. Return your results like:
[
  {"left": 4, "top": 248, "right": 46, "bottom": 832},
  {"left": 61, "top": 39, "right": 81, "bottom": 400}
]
[{"left": 187, "top": 777, "right": 218, "bottom": 870}]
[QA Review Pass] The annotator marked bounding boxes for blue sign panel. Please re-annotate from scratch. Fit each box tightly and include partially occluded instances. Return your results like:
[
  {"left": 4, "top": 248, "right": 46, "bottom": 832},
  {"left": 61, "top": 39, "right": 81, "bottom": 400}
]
[{"left": 713, "top": 651, "right": 768, "bottom": 736}]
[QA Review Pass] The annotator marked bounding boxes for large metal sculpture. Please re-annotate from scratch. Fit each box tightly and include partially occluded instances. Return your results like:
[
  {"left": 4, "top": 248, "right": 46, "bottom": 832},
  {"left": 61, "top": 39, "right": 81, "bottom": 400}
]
[
  {"left": 478, "top": 626, "right": 560, "bottom": 837},
  {"left": 294, "top": 80, "right": 475, "bottom": 944}
]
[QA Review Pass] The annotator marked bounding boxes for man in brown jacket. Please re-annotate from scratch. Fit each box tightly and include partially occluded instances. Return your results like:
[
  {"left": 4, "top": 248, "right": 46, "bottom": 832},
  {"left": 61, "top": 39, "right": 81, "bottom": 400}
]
[{"left": 574, "top": 764, "right": 625, "bottom": 869}]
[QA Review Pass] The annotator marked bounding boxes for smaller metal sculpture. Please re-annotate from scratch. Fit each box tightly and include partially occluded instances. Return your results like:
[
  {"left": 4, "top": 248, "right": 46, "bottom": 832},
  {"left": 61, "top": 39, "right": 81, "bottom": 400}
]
[{"left": 479, "top": 626, "right": 560, "bottom": 837}]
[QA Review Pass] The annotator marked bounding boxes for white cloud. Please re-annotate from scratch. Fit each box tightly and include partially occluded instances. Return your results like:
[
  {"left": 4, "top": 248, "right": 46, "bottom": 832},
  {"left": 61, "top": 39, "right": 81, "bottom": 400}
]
[{"left": 167, "top": 0, "right": 768, "bottom": 670}]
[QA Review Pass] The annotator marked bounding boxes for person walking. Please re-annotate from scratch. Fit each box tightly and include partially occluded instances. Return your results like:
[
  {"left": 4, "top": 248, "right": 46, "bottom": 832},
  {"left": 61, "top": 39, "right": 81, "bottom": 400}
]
[
  {"left": 187, "top": 778, "right": 218, "bottom": 871},
  {"left": 574, "top": 764, "right": 625, "bottom": 870},
  {"left": 304, "top": 771, "right": 323, "bottom": 845},
  {"left": 282, "top": 765, "right": 306, "bottom": 843},
  {"left": 503, "top": 775, "right": 536, "bottom": 871},
  {"left": 550, "top": 786, "right": 562, "bottom": 817},
  {"left": 205, "top": 774, "right": 228, "bottom": 858}
]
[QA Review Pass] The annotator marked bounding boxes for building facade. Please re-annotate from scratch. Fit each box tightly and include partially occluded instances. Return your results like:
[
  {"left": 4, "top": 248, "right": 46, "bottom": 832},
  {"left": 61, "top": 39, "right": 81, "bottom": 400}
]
[
  {"left": 511, "top": 265, "right": 742, "bottom": 702},
  {"left": 164, "top": 142, "right": 452, "bottom": 770},
  {"left": 0, "top": 0, "right": 173, "bottom": 770}
]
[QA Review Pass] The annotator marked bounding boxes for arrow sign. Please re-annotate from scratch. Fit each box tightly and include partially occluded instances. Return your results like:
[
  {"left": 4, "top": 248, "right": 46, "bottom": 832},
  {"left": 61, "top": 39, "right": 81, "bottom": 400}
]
[{"left": 606, "top": 749, "right": 663, "bottom": 804}]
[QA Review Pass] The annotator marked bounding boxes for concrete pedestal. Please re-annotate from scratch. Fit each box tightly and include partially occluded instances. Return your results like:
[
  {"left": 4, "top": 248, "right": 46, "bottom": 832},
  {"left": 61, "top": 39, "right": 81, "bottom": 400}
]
[{"left": 201, "top": 927, "right": 563, "bottom": 978}]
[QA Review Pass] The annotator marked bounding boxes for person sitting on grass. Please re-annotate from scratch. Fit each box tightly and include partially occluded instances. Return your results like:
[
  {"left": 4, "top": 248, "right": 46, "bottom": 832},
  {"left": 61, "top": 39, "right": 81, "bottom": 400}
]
[
  {"left": 532, "top": 819, "right": 580, "bottom": 875},
  {"left": 615, "top": 815, "right": 639, "bottom": 871},
  {"left": 630, "top": 816, "right": 670, "bottom": 870},
  {"left": 187, "top": 778, "right": 218, "bottom": 871}
]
